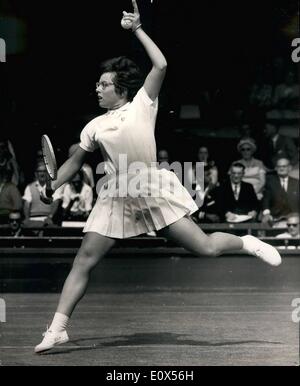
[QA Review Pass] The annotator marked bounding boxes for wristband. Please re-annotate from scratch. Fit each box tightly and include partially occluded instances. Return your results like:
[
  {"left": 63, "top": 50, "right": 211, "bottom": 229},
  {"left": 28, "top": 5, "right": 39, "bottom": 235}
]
[{"left": 132, "top": 23, "right": 142, "bottom": 33}]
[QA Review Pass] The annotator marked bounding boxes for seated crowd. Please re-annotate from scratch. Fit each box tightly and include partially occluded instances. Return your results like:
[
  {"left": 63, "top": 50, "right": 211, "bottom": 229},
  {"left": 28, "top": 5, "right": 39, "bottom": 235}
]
[
  {"left": 0, "top": 133, "right": 298, "bottom": 239},
  {"left": 0, "top": 62, "right": 298, "bottom": 237}
]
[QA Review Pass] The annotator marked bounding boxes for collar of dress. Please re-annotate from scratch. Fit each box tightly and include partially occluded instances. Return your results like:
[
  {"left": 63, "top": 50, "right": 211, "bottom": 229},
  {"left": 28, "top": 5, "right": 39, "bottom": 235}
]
[{"left": 106, "top": 102, "right": 131, "bottom": 115}]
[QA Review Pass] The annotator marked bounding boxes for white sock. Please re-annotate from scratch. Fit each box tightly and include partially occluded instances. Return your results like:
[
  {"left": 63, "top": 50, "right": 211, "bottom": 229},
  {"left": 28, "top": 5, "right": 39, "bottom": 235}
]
[
  {"left": 240, "top": 235, "right": 254, "bottom": 255},
  {"left": 49, "top": 312, "right": 69, "bottom": 332}
]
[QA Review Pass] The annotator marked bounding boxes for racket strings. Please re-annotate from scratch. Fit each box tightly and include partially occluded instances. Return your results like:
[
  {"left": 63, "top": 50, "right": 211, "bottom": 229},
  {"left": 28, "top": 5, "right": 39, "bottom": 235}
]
[{"left": 41, "top": 135, "right": 57, "bottom": 180}]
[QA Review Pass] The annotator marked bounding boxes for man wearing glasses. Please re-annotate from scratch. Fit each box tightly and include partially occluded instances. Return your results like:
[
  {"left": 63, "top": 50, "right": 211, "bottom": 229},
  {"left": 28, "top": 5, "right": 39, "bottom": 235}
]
[
  {"left": 261, "top": 157, "right": 299, "bottom": 226},
  {"left": 276, "top": 213, "right": 300, "bottom": 239}
]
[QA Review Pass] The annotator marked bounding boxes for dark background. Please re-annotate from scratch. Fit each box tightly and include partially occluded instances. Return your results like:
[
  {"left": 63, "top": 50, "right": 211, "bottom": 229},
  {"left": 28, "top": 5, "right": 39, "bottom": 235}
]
[{"left": 0, "top": 0, "right": 298, "bottom": 181}]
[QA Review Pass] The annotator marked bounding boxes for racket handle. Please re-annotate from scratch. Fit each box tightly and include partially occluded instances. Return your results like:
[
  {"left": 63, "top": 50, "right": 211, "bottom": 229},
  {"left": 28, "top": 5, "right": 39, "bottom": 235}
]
[{"left": 45, "top": 179, "right": 54, "bottom": 198}]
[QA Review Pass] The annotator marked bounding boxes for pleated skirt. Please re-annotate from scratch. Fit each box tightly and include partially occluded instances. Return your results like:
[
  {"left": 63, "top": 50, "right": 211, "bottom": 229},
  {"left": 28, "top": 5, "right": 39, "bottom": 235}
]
[{"left": 83, "top": 168, "right": 198, "bottom": 239}]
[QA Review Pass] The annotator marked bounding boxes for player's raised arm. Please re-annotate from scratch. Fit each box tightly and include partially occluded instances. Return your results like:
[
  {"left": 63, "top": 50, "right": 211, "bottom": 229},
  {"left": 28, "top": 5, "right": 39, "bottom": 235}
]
[{"left": 121, "top": 0, "right": 167, "bottom": 101}]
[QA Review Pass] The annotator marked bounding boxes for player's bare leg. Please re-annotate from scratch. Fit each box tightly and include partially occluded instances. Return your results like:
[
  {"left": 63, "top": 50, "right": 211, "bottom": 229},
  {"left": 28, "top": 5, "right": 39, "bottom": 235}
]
[
  {"left": 158, "top": 216, "right": 281, "bottom": 266},
  {"left": 35, "top": 232, "right": 116, "bottom": 353}
]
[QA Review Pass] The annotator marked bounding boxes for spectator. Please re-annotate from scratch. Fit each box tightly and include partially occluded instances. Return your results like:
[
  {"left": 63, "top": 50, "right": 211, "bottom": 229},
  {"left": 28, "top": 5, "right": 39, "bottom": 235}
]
[
  {"left": 0, "top": 168, "right": 23, "bottom": 224},
  {"left": 8, "top": 211, "right": 23, "bottom": 237},
  {"left": 236, "top": 137, "right": 266, "bottom": 200},
  {"left": 249, "top": 69, "right": 273, "bottom": 109},
  {"left": 194, "top": 165, "right": 220, "bottom": 223},
  {"left": 260, "top": 120, "right": 298, "bottom": 169},
  {"left": 157, "top": 149, "right": 169, "bottom": 163},
  {"left": 217, "top": 162, "right": 258, "bottom": 222},
  {"left": 276, "top": 213, "right": 300, "bottom": 239},
  {"left": 261, "top": 158, "right": 299, "bottom": 226},
  {"left": 68, "top": 143, "right": 95, "bottom": 188},
  {"left": 239, "top": 123, "right": 253, "bottom": 139},
  {"left": 62, "top": 171, "right": 93, "bottom": 221},
  {"left": 35, "top": 149, "right": 44, "bottom": 165},
  {"left": 0, "top": 138, "right": 22, "bottom": 186},
  {"left": 187, "top": 146, "right": 218, "bottom": 188},
  {"left": 273, "top": 69, "right": 299, "bottom": 113},
  {"left": 289, "top": 146, "right": 299, "bottom": 180},
  {"left": 23, "top": 162, "right": 62, "bottom": 226}
]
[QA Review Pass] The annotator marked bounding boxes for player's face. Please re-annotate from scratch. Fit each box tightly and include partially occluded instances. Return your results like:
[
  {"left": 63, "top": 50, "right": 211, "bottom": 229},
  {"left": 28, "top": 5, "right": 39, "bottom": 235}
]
[{"left": 96, "top": 72, "right": 123, "bottom": 109}]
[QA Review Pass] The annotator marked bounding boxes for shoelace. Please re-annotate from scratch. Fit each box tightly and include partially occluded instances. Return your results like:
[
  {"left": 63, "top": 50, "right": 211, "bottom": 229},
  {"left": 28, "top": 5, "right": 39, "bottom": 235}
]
[
  {"left": 254, "top": 248, "right": 263, "bottom": 257},
  {"left": 42, "top": 325, "right": 52, "bottom": 337}
]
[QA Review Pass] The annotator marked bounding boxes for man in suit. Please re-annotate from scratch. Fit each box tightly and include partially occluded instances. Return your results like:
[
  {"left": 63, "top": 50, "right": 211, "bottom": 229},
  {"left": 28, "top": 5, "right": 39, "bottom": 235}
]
[
  {"left": 262, "top": 157, "right": 299, "bottom": 224},
  {"left": 261, "top": 120, "right": 297, "bottom": 169},
  {"left": 194, "top": 165, "right": 221, "bottom": 223},
  {"left": 217, "top": 162, "right": 259, "bottom": 222}
]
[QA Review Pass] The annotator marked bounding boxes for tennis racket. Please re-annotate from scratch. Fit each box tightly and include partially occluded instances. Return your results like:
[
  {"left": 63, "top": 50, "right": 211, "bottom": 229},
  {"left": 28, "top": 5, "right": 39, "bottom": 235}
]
[{"left": 41, "top": 134, "right": 57, "bottom": 198}]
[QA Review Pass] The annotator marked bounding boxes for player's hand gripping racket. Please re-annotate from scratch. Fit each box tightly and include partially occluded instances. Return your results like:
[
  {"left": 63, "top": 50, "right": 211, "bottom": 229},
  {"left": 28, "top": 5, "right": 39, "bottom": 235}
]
[{"left": 40, "top": 134, "right": 57, "bottom": 204}]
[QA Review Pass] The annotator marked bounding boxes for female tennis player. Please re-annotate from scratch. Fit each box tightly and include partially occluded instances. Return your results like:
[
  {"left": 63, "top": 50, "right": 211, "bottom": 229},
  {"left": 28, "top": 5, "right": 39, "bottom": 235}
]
[{"left": 35, "top": 0, "right": 281, "bottom": 353}]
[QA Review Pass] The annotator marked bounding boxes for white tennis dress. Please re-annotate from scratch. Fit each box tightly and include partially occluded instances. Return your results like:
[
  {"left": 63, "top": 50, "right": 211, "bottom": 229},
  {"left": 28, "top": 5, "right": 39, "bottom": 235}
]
[{"left": 80, "top": 87, "right": 198, "bottom": 238}]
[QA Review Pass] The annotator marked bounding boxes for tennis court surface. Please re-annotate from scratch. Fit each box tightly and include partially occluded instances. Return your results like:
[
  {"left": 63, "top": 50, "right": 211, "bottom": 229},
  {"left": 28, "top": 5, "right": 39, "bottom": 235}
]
[{"left": 1, "top": 254, "right": 299, "bottom": 366}]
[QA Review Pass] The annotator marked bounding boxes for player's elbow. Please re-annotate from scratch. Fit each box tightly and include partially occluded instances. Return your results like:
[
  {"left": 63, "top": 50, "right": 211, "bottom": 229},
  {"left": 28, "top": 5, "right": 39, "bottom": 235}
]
[{"left": 156, "top": 59, "right": 167, "bottom": 72}]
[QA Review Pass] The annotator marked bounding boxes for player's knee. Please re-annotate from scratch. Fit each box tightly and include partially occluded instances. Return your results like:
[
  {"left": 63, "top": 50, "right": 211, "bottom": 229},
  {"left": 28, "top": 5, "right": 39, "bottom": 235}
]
[
  {"left": 204, "top": 245, "right": 219, "bottom": 257},
  {"left": 202, "top": 237, "right": 220, "bottom": 257},
  {"left": 73, "top": 248, "right": 100, "bottom": 272}
]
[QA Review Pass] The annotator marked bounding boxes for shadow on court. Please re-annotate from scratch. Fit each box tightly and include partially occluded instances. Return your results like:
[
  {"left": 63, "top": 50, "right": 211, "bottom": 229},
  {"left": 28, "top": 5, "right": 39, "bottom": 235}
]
[{"left": 40, "top": 332, "right": 282, "bottom": 356}]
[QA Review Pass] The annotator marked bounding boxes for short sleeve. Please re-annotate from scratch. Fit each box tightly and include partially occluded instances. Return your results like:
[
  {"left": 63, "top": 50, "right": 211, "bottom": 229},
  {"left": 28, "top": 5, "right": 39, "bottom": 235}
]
[
  {"left": 134, "top": 87, "right": 158, "bottom": 108},
  {"left": 79, "top": 120, "right": 99, "bottom": 153}
]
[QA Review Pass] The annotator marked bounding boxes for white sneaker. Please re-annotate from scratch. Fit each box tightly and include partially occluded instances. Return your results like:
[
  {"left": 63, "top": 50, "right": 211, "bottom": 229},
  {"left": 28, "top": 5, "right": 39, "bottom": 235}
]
[
  {"left": 241, "top": 235, "right": 282, "bottom": 266},
  {"left": 34, "top": 327, "right": 69, "bottom": 353},
  {"left": 147, "top": 231, "right": 157, "bottom": 237}
]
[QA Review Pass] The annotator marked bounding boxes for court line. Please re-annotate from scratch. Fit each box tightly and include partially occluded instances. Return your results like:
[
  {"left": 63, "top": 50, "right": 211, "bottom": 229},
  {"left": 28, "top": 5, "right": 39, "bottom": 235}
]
[
  {"left": 5, "top": 305, "right": 294, "bottom": 309},
  {"left": 2, "top": 291, "right": 299, "bottom": 296},
  {"left": 1, "top": 309, "right": 291, "bottom": 314},
  {"left": 1, "top": 344, "right": 298, "bottom": 350}
]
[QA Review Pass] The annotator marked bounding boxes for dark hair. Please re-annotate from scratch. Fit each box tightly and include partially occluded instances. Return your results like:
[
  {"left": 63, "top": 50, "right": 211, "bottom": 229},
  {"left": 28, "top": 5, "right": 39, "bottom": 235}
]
[
  {"left": 231, "top": 162, "right": 245, "bottom": 171},
  {"left": 100, "top": 56, "right": 143, "bottom": 101}
]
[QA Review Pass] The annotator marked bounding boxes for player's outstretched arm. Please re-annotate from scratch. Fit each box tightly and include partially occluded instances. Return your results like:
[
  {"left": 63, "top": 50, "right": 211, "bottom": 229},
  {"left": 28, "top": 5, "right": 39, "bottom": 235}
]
[
  {"left": 121, "top": 0, "right": 167, "bottom": 101},
  {"left": 52, "top": 147, "right": 87, "bottom": 191}
]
